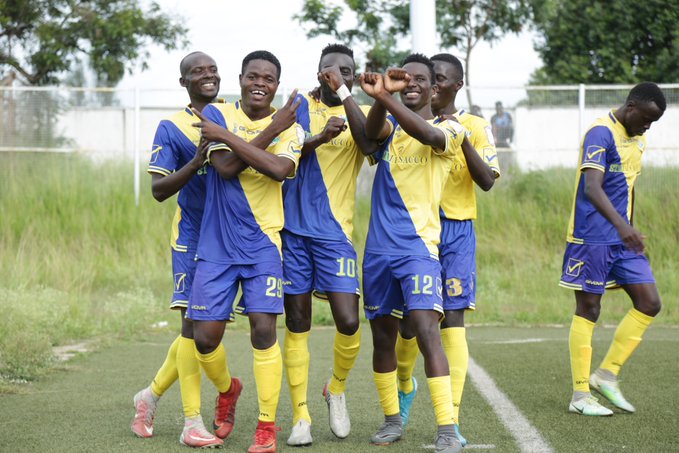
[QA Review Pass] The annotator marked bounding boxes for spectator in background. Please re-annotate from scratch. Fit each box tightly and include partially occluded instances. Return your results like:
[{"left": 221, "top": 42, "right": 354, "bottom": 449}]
[
  {"left": 470, "top": 105, "right": 483, "bottom": 118},
  {"left": 490, "top": 101, "right": 513, "bottom": 147}
]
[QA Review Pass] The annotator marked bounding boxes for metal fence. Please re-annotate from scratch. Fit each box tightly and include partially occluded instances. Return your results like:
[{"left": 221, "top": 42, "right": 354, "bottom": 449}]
[{"left": 1, "top": 84, "right": 677, "bottom": 203}]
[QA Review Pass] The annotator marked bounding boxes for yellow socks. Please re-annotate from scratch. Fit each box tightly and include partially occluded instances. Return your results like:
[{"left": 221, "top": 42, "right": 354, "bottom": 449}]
[
  {"left": 600, "top": 308, "right": 654, "bottom": 376},
  {"left": 569, "top": 315, "right": 595, "bottom": 393},
  {"left": 196, "top": 343, "right": 232, "bottom": 393},
  {"left": 150, "top": 335, "right": 180, "bottom": 397},
  {"left": 177, "top": 337, "right": 201, "bottom": 418},
  {"left": 373, "top": 370, "right": 400, "bottom": 416},
  {"left": 284, "top": 330, "right": 311, "bottom": 424},
  {"left": 328, "top": 329, "right": 361, "bottom": 395},
  {"left": 395, "top": 333, "right": 418, "bottom": 393},
  {"left": 427, "top": 375, "right": 456, "bottom": 426},
  {"left": 441, "top": 327, "right": 468, "bottom": 422},
  {"left": 253, "top": 341, "right": 283, "bottom": 423}
]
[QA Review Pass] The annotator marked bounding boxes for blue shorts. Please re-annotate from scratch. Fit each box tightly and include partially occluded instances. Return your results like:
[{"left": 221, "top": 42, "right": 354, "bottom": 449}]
[
  {"left": 559, "top": 243, "right": 655, "bottom": 294},
  {"left": 188, "top": 260, "right": 284, "bottom": 321},
  {"left": 362, "top": 253, "right": 444, "bottom": 320},
  {"left": 439, "top": 219, "right": 477, "bottom": 311},
  {"left": 282, "top": 230, "right": 360, "bottom": 296},
  {"left": 170, "top": 249, "right": 198, "bottom": 310}
]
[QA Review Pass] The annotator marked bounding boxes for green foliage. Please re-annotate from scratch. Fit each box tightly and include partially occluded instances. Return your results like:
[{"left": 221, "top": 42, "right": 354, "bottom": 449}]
[
  {"left": 530, "top": 0, "right": 679, "bottom": 84},
  {"left": 294, "top": 0, "right": 410, "bottom": 72},
  {"left": 0, "top": 0, "right": 188, "bottom": 85},
  {"left": 294, "top": 0, "right": 531, "bottom": 80}
]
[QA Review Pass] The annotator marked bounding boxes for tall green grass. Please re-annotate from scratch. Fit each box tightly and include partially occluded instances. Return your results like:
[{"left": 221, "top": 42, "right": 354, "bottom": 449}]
[{"left": 1, "top": 153, "right": 677, "bottom": 383}]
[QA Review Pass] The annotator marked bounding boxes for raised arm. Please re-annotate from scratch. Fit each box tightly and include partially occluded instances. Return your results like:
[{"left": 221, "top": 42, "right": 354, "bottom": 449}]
[
  {"left": 150, "top": 138, "right": 208, "bottom": 201},
  {"left": 439, "top": 114, "right": 496, "bottom": 191},
  {"left": 194, "top": 96, "right": 299, "bottom": 181},
  {"left": 300, "top": 116, "right": 347, "bottom": 157},
  {"left": 583, "top": 168, "right": 645, "bottom": 253},
  {"left": 359, "top": 72, "right": 392, "bottom": 144},
  {"left": 460, "top": 136, "right": 495, "bottom": 191},
  {"left": 319, "top": 66, "right": 380, "bottom": 155},
  {"left": 378, "top": 68, "right": 446, "bottom": 149}
]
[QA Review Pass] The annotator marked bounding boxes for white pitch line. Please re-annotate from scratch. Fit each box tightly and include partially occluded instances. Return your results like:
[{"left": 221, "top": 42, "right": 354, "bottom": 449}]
[
  {"left": 482, "top": 338, "right": 547, "bottom": 345},
  {"left": 468, "top": 357, "right": 553, "bottom": 453},
  {"left": 422, "top": 444, "right": 496, "bottom": 449}
]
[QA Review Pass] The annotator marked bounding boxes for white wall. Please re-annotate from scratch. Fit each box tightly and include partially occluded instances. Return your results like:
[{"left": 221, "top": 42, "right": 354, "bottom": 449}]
[{"left": 56, "top": 106, "right": 679, "bottom": 171}]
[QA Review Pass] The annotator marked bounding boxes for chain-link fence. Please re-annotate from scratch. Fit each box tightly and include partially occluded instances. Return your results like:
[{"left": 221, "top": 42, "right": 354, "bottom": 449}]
[{"left": 1, "top": 84, "right": 677, "bottom": 201}]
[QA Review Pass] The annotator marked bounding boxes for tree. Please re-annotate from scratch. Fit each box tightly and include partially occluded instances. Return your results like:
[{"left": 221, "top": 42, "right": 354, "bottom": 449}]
[
  {"left": 530, "top": 0, "right": 679, "bottom": 84},
  {"left": 294, "top": 0, "right": 531, "bottom": 107},
  {"left": 0, "top": 0, "right": 188, "bottom": 86}
]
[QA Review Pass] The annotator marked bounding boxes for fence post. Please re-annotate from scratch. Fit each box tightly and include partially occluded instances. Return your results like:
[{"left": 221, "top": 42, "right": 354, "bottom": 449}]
[
  {"left": 578, "top": 83, "right": 586, "bottom": 146},
  {"left": 134, "top": 86, "right": 140, "bottom": 207}
]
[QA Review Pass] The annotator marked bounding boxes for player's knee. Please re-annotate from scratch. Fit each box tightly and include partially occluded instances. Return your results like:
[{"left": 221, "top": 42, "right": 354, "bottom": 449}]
[
  {"left": 637, "top": 297, "right": 662, "bottom": 317},
  {"left": 335, "top": 315, "right": 359, "bottom": 336},
  {"left": 414, "top": 323, "right": 440, "bottom": 350},
  {"left": 251, "top": 323, "right": 277, "bottom": 349},
  {"left": 440, "top": 310, "right": 464, "bottom": 329},
  {"left": 575, "top": 296, "right": 601, "bottom": 322},
  {"left": 285, "top": 314, "right": 311, "bottom": 333},
  {"left": 194, "top": 337, "right": 219, "bottom": 355}
]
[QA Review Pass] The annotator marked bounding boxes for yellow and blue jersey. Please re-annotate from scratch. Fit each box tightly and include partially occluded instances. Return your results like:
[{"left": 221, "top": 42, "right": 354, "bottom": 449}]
[
  {"left": 567, "top": 111, "right": 646, "bottom": 245},
  {"left": 283, "top": 94, "right": 370, "bottom": 241},
  {"left": 196, "top": 101, "right": 304, "bottom": 264},
  {"left": 440, "top": 109, "right": 500, "bottom": 220},
  {"left": 365, "top": 116, "right": 466, "bottom": 259},
  {"left": 147, "top": 105, "right": 207, "bottom": 252}
]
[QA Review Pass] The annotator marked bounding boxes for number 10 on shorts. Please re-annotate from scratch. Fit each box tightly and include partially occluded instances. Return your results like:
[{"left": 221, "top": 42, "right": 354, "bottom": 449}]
[{"left": 336, "top": 257, "right": 357, "bottom": 277}]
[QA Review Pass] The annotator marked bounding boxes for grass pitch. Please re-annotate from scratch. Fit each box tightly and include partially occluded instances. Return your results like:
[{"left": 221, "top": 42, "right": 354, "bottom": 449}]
[{"left": 1, "top": 326, "right": 677, "bottom": 452}]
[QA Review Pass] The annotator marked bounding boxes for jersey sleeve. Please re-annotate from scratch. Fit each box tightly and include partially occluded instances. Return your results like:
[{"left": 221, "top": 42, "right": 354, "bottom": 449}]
[
  {"left": 272, "top": 123, "right": 304, "bottom": 178},
  {"left": 433, "top": 119, "right": 466, "bottom": 157},
  {"left": 148, "top": 121, "right": 179, "bottom": 176},
  {"left": 295, "top": 94, "right": 312, "bottom": 136},
  {"left": 476, "top": 122, "right": 500, "bottom": 177},
  {"left": 580, "top": 125, "right": 612, "bottom": 172},
  {"left": 202, "top": 104, "right": 231, "bottom": 162},
  {"left": 366, "top": 115, "right": 396, "bottom": 165}
]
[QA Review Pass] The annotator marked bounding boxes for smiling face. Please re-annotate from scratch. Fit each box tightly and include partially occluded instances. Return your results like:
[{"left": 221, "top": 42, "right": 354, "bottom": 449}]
[
  {"left": 318, "top": 52, "right": 355, "bottom": 105},
  {"left": 179, "top": 53, "right": 220, "bottom": 104},
  {"left": 400, "top": 61, "right": 436, "bottom": 111},
  {"left": 620, "top": 100, "right": 664, "bottom": 137},
  {"left": 239, "top": 59, "right": 279, "bottom": 112},
  {"left": 431, "top": 59, "right": 463, "bottom": 113}
]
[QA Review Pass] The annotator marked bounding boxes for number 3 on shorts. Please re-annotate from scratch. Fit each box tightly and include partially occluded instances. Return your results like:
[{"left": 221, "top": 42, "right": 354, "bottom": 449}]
[
  {"left": 265, "top": 276, "right": 282, "bottom": 298},
  {"left": 446, "top": 277, "right": 463, "bottom": 297}
]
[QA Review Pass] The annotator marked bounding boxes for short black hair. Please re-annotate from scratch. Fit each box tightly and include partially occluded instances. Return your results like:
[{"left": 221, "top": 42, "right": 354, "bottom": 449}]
[
  {"left": 179, "top": 51, "right": 208, "bottom": 77},
  {"left": 241, "top": 50, "right": 281, "bottom": 79},
  {"left": 401, "top": 53, "right": 435, "bottom": 83},
  {"left": 430, "top": 53, "right": 464, "bottom": 80},
  {"left": 627, "top": 82, "right": 666, "bottom": 112},
  {"left": 321, "top": 43, "right": 354, "bottom": 60},
  {"left": 319, "top": 43, "right": 355, "bottom": 71}
]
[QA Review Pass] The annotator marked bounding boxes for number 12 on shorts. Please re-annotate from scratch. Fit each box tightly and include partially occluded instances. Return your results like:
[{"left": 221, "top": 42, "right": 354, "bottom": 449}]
[{"left": 411, "top": 274, "right": 443, "bottom": 298}]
